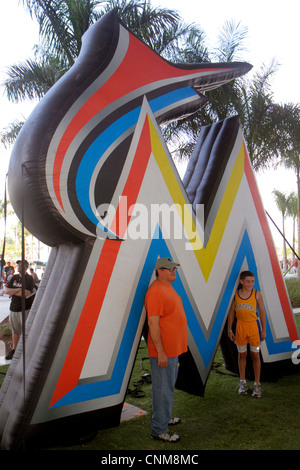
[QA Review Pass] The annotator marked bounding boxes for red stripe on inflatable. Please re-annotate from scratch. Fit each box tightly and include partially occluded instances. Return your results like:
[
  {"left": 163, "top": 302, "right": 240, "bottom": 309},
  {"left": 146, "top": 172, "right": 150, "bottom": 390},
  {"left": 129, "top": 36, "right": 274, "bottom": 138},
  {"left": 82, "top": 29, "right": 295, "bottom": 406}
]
[
  {"left": 112, "top": 116, "right": 153, "bottom": 239},
  {"left": 48, "top": 239, "right": 121, "bottom": 407},
  {"left": 49, "top": 115, "right": 152, "bottom": 407},
  {"left": 52, "top": 31, "right": 225, "bottom": 209},
  {"left": 243, "top": 143, "right": 299, "bottom": 341}
]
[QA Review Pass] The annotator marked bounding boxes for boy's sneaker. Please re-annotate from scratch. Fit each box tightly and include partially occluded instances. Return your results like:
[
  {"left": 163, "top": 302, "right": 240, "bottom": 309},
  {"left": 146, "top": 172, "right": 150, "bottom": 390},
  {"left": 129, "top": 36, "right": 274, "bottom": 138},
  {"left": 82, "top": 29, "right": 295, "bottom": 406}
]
[
  {"left": 151, "top": 432, "right": 180, "bottom": 443},
  {"left": 252, "top": 383, "right": 262, "bottom": 398},
  {"left": 238, "top": 380, "right": 248, "bottom": 395}
]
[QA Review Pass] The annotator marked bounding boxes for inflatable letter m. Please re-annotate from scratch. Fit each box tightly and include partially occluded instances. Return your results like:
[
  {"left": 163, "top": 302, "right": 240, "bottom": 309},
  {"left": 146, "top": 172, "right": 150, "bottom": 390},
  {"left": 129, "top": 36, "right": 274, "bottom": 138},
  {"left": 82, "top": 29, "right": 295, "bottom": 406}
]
[{"left": 0, "top": 12, "right": 298, "bottom": 449}]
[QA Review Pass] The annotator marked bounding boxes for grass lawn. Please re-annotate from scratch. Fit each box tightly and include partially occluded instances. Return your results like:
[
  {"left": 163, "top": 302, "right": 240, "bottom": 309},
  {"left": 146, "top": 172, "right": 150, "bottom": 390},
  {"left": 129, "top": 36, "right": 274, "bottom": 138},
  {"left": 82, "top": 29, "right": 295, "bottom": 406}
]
[
  {"left": 59, "top": 338, "right": 299, "bottom": 451},
  {"left": 1, "top": 304, "right": 300, "bottom": 451},
  {"left": 50, "top": 309, "right": 300, "bottom": 451}
]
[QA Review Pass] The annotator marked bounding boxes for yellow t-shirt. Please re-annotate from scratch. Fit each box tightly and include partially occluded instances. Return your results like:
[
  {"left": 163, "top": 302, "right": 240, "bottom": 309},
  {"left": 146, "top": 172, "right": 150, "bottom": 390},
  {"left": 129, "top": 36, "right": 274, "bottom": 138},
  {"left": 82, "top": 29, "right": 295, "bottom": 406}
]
[
  {"left": 235, "top": 289, "right": 258, "bottom": 322},
  {"left": 144, "top": 280, "right": 187, "bottom": 357}
]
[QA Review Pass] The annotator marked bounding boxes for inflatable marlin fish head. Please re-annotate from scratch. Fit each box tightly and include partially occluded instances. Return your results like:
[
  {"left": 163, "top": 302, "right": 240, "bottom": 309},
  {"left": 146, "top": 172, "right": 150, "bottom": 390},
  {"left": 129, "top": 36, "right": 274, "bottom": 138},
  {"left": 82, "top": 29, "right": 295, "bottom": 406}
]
[{"left": 8, "top": 11, "right": 252, "bottom": 246}]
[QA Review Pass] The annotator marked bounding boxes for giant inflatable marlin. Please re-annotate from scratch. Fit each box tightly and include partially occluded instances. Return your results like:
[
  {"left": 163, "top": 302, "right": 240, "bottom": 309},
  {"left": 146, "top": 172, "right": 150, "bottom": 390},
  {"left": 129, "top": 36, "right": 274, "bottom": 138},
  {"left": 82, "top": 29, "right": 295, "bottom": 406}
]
[{"left": 0, "top": 11, "right": 298, "bottom": 449}]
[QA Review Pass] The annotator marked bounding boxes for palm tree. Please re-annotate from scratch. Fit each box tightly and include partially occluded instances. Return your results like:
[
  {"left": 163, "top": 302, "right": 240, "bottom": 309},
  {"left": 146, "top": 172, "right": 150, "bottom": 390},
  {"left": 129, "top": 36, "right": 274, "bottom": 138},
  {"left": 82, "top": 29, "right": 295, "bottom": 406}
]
[
  {"left": 273, "top": 189, "right": 290, "bottom": 271},
  {"left": 275, "top": 103, "right": 300, "bottom": 277},
  {"left": 1, "top": 0, "right": 207, "bottom": 148},
  {"left": 286, "top": 192, "right": 298, "bottom": 253},
  {"left": 2, "top": 0, "right": 197, "bottom": 103},
  {"left": 234, "top": 59, "right": 284, "bottom": 171},
  {"left": 161, "top": 19, "right": 250, "bottom": 160},
  {"left": 1, "top": 0, "right": 286, "bottom": 176},
  {"left": 0, "top": 119, "right": 26, "bottom": 149},
  {"left": 162, "top": 23, "right": 282, "bottom": 171}
]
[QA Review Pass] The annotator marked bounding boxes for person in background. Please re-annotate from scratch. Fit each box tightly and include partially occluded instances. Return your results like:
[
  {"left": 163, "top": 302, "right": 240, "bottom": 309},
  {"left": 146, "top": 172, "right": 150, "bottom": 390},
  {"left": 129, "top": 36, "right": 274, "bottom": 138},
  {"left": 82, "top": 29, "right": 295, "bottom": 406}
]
[
  {"left": 6, "top": 267, "right": 15, "bottom": 283},
  {"left": 4, "top": 262, "right": 11, "bottom": 281},
  {"left": 5, "top": 260, "right": 35, "bottom": 360},
  {"left": 30, "top": 267, "right": 40, "bottom": 286}
]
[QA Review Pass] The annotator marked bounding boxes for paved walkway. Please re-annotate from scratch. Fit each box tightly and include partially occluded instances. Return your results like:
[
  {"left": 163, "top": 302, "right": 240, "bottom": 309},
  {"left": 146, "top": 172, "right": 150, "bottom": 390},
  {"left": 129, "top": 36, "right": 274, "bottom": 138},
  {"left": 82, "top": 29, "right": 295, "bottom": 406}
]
[{"left": 0, "top": 295, "right": 10, "bottom": 323}]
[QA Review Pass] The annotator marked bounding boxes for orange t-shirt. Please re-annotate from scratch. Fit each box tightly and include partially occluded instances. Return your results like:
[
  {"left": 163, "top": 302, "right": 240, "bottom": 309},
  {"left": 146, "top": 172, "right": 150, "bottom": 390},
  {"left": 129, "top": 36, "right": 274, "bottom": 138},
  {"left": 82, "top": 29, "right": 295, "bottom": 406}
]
[{"left": 144, "top": 280, "right": 187, "bottom": 358}]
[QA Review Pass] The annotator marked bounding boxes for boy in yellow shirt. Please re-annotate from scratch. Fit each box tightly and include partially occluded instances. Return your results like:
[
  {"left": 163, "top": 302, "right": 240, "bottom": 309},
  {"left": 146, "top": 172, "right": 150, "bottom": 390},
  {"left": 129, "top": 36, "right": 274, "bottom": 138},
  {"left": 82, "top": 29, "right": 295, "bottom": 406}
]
[{"left": 227, "top": 271, "right": 266, "bottom": 397}]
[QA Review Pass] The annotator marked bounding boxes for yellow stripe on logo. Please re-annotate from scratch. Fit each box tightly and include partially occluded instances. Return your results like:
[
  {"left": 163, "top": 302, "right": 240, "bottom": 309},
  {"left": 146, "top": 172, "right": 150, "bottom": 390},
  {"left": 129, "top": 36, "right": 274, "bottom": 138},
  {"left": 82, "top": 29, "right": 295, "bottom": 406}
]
[{"left": 149, "top": 115, "right": 245, "bottom": 281}]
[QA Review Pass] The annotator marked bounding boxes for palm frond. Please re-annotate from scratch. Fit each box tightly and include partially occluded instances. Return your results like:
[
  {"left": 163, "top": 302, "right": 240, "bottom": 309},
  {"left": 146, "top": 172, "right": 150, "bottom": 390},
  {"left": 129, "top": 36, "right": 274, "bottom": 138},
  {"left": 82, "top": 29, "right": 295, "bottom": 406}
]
[
  {"left": 0, "top": 120, "right": 25, "bottom": 148},
  {"left": 3, "top": 58, "right": 67, "bottom": 102},
  {"left": 215, "top": 19, "right": 248, "bottom": 62}
]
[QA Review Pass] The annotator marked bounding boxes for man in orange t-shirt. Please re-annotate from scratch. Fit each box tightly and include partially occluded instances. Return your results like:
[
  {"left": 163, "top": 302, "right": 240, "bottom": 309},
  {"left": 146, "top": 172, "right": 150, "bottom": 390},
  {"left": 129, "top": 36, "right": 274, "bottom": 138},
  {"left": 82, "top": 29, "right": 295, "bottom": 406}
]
[{"left": 144, "top": 257, "right": 187, "bottom": 443}]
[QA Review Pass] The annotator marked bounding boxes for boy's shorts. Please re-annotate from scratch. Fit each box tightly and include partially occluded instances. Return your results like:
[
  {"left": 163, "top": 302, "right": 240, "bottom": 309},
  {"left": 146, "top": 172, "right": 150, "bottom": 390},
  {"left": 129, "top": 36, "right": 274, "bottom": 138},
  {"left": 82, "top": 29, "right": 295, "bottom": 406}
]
[
  {"left": 235, "top": 320, "right": 261, "bottom": 353},
  {"left": 10, "top": 310, "right": 30, "bottom": 334}
]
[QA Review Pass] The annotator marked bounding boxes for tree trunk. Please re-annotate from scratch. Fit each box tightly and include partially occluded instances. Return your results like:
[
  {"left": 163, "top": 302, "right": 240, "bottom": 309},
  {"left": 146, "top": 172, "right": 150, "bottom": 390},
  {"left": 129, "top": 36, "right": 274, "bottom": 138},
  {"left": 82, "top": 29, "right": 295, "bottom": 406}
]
[
  {"left": 297, "top": 169, "right": 300, "bottom": 279},
  {"left": 282, "top": 217, "right": 287, "bottom": 271}
]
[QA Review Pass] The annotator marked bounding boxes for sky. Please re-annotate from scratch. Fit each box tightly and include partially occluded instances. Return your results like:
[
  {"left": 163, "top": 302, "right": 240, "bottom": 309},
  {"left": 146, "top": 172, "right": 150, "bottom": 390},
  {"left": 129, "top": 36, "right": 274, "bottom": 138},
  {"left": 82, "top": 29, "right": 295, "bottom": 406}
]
[{"left": 0, "top": 0, "right": 299, "bottom": 251}]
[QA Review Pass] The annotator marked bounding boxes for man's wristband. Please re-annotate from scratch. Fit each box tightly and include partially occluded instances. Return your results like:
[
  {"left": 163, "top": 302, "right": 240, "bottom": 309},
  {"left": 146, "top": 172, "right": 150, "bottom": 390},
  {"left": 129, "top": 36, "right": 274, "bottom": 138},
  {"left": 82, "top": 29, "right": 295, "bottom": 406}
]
[{"left": 228, "top": 330, "right": 233, "bottom": 333}]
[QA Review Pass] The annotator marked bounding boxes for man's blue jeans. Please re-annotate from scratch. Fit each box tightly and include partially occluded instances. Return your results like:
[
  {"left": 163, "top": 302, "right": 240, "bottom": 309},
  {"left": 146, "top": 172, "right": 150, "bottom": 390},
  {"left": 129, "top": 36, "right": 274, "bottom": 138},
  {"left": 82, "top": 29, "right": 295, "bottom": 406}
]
[{"left": 149, "top": 356, "right": 179, "bottom": 436}]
